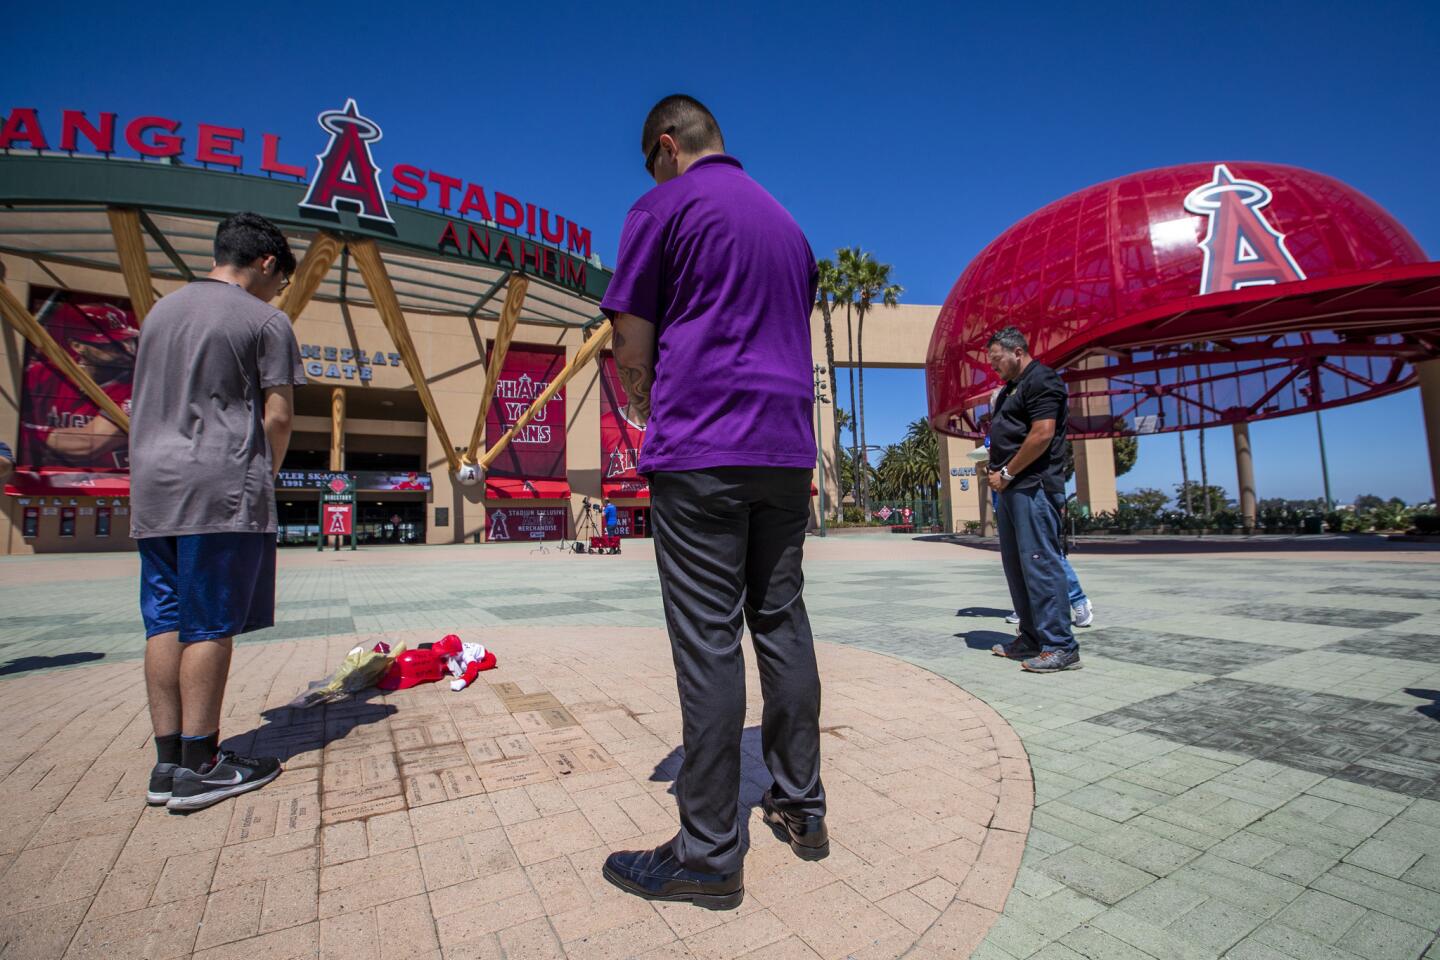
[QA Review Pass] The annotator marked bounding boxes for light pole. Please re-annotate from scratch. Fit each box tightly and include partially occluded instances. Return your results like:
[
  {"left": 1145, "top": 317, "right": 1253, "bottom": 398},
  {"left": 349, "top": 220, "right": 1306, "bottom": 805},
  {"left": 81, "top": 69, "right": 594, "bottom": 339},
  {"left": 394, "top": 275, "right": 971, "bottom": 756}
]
[
  {"left": 855, "top": 444, "right": 886, "bottom": 521},
  {"left": 813, "top": 364, "right": 830, "bottom": 536}
]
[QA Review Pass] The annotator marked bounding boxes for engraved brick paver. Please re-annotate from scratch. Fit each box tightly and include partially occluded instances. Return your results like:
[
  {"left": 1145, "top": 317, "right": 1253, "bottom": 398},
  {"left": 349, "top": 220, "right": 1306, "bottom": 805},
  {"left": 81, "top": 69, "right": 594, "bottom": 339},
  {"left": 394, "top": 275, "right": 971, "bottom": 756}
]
[
  {"left": 4, "top": 534, "right": 1440, "bottom": 958},
  {"left": 0, "top": 546, "right": 1031, "bottom": 958}
]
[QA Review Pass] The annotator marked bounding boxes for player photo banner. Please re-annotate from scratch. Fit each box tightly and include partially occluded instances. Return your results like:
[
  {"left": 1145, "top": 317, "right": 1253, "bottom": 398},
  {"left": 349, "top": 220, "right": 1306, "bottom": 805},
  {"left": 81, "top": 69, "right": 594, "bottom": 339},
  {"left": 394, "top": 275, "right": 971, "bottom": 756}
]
[
  {"left": 14, "top": 287, "right": 137, "bottom": 493},
  {"left": 485, "top": 344, "right": 568, "bottom": 498},
  {"left": 599, "top": 353, "right": 648, "bottom": 498},
  {"left": 486, "top": 505, "right": 566, "bottom": 542}
]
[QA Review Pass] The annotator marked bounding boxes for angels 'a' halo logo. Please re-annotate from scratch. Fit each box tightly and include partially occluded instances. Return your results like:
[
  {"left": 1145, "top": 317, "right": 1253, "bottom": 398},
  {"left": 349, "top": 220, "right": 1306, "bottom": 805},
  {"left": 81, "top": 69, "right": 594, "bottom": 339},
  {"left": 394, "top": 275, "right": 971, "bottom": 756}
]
[
  {"left": 299, "top": 99, "right": 394, "bottom": 224},
  {"left": 489, "top": 509, "right": 510, "bottom": 541},
  {"left": 1183, "top": 163, "right": 1306, "bottom": 295}
]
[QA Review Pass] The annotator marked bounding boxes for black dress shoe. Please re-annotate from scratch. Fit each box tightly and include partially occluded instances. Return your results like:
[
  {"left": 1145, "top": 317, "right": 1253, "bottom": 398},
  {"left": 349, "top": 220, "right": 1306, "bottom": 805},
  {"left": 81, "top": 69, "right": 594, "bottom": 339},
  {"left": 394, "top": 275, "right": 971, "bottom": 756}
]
[
  {"left": 602, "top": 846, "right": 743, "bottom": 910},
  {"left": 761, "top": 789, "right": 829, "bottom": 860}
]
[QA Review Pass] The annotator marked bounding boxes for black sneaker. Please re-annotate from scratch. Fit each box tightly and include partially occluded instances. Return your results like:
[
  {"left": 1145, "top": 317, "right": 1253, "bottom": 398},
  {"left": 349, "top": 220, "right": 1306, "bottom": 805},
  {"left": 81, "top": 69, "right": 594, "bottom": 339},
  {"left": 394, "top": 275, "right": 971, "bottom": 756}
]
[
  {"left": 166, "top": 751, "right": 281, "bottom": 812},
  {"left": 1021, "top": 649, "right": 1082, "bottom": 673},
  {"left": 147, "top": 763, "right": 178, "bottom": 806}
]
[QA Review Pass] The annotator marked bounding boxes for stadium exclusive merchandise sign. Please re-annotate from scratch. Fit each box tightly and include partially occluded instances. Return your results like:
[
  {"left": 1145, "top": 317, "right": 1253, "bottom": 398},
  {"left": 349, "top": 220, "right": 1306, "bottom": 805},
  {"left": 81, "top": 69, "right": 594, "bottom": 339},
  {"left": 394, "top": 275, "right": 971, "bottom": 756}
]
[
  {"left": 599, "top": 354, "right": 648, "bottom": 498},
  {"left": 318, "top": 474, "right": 357, "bottom": 551},
  {"left": 486, "top": 506, "right": 566, "bottom": 542},
  {"left": 484, "top": 345, "right": 568, "bottom": 499}
]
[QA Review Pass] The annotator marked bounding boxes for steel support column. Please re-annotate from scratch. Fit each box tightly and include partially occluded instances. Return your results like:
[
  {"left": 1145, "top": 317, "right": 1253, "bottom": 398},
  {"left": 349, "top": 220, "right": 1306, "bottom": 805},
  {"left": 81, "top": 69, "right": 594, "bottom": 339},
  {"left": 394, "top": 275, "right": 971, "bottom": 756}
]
[{"left": 1233, "top": 421, "right": 1257, "bottom": 533}]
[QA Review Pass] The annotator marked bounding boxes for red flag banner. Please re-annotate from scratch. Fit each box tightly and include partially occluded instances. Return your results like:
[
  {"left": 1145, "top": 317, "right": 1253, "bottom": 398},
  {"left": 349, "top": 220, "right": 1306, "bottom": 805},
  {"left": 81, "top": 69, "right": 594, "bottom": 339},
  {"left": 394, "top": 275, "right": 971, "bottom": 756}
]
[
  {"left": 485, "top": 344, "right": 568, "bottom": 499},
  {"left": 322, "top": 503, "right": 354, "bottom": 535},
  {"left": 599, "top": 353, "right": 648, "bottom": 499}
]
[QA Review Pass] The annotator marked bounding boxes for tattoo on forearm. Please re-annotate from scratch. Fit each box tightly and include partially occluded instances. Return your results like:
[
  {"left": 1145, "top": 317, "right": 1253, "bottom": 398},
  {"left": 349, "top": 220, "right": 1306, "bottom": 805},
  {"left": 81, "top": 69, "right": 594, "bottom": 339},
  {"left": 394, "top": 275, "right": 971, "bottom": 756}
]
[{"left": 617, "top": 363, "right": 653, "bottom": 425}]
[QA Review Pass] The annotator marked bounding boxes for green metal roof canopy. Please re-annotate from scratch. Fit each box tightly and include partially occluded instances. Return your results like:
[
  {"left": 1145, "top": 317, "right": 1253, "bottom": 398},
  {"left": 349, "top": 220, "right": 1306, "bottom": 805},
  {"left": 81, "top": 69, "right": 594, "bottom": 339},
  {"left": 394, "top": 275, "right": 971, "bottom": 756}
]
[{"left": 0, "top": 155, "right": 611, "bottom": 329}]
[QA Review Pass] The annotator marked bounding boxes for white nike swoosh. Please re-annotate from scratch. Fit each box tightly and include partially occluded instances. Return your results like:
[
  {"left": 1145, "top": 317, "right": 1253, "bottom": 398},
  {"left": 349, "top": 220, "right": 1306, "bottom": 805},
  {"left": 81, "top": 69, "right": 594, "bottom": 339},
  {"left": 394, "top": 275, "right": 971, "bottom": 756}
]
[{"left": 202, "top": 771, "right": 245, "bottom": 786}]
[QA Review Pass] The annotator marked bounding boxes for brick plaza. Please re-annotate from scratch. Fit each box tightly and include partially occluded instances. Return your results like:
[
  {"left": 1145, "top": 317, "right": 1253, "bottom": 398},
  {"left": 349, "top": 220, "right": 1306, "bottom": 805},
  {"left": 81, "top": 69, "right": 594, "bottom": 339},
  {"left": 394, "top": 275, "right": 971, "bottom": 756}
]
[{"left": 0, "top": 534, "right": 1437, "bottom": 960}]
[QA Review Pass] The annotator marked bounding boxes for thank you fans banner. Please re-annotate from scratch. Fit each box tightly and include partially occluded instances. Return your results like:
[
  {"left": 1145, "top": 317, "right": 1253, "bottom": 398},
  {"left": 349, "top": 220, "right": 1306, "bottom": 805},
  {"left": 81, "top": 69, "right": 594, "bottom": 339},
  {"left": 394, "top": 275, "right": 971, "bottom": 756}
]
[{"left": 485, "top": 345, "right": 568, "bottom": 499}]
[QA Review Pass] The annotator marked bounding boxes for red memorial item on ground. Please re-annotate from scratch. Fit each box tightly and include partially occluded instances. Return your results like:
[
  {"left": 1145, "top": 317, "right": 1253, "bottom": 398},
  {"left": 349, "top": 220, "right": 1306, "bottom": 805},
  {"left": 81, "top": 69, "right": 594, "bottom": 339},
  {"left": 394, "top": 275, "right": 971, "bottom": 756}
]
[
  {"left": 378, "top": 647, "right": 447, "bottom": 691},
  {"left": 433, "top": 633, "right": 498, "bottom": 691}
]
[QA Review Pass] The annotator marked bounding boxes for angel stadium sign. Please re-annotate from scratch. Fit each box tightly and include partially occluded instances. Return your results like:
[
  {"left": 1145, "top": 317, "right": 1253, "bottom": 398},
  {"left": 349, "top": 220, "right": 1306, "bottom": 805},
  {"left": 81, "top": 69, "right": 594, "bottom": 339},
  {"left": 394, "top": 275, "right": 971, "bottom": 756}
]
[{"left": 0, "top": 101, "right": 595, "bottom": 261}]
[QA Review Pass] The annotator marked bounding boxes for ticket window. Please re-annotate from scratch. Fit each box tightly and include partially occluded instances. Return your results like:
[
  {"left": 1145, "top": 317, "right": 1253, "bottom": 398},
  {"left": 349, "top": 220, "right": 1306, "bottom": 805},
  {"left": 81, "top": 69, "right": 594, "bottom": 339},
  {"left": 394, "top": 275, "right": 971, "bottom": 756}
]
[
  {"left": 22, "top": 507, "right": 39, "bottom": 538},
  {"left": 59, "top": 507, "right": 77, "bottom": 537},
  {"left": 96, "top": 507, "right": 112, "bottom": 538}
]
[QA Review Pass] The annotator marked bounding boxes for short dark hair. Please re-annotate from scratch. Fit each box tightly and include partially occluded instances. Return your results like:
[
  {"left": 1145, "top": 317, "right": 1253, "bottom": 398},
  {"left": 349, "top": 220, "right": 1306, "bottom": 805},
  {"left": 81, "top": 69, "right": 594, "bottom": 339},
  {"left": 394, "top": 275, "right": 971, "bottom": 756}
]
[
  {"left": 214, "top": 212, "right": 296, "bottom": 276},
  {"left": 986, "top": 325, "right": 1028, "bottom": 353},
  {"left": 641, "top": 95, "right": 725, "bottom": 155}
]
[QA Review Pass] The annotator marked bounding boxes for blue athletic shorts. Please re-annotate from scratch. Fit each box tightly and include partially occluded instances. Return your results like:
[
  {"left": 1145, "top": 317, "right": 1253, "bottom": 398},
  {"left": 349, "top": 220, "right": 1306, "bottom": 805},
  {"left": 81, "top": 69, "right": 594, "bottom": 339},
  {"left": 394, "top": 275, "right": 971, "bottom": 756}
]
[{"left": 138, "top": 533, "right": 277, "bottom": 642}]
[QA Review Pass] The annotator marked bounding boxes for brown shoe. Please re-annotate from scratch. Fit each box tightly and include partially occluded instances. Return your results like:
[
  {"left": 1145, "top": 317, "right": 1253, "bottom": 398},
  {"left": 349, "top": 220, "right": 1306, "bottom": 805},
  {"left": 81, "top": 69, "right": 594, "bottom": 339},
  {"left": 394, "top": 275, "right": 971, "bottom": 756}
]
[{"left": 991, "top": 641, "right": 1040, "bottom": 660}]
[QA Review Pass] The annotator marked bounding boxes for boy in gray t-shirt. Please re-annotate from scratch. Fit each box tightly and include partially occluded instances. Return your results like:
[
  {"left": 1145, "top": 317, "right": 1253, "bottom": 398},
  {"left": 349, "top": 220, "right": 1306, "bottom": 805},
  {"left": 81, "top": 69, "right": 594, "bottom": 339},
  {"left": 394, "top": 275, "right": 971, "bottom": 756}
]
[{"left": 130, "top": 212, "right": 305, "bottom": 812}]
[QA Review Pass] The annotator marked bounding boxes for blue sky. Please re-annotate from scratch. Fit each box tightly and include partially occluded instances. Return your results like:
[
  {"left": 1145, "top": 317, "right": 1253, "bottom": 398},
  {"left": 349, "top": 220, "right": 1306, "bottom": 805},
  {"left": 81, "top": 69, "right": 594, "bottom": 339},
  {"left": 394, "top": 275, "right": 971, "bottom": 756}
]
[{"left": 7, "top": 0, "right": 1438, "bottom": 504}]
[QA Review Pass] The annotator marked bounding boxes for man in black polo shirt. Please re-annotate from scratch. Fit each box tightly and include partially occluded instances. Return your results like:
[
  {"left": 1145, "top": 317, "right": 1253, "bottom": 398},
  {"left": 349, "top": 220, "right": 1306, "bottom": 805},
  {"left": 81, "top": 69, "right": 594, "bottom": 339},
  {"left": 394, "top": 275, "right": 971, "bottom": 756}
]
[{"left": 985, "top": 326, "right": 1081, "bottom": 672}]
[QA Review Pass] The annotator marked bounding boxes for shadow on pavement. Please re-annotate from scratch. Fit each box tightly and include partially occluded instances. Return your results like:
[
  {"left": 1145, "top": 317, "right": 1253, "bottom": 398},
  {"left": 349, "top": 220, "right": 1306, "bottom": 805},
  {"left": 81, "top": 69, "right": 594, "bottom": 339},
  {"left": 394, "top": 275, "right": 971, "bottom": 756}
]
[
  {"left": 955, "top": 629, "right": 1011, "bottom": 651},
  {"left": 223, "top": 693, "right": 397, "bottom": 761},
  {"left": 1407, "top": 688, "right": 1439, "bottom": 722},
  {"left": 650, "top": 726, "right": 778, "bottom": 853},
  {"left": 0, "top": 651, "right": 106, "bottom": 676},
  {"left": 956, "top": 606, "right": 1011, "bottom": 619},
  {"left": 917, "top": 533, "right": 1440, "bottom": 554}
]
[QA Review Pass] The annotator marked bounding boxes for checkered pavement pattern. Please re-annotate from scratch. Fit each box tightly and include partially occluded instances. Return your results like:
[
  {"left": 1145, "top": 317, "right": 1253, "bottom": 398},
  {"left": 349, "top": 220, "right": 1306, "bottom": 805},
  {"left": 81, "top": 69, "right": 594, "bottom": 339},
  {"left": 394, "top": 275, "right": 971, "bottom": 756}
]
[{"left": 1, "top": 539, "right": 1438, "bottom": 959}]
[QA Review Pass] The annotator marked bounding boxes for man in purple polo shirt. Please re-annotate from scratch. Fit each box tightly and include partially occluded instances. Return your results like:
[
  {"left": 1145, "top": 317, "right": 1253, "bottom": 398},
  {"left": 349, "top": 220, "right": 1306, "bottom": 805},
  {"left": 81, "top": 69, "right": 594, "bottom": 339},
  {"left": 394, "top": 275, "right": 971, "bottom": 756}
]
[{"left": 599, "top": 95, "right": 826, "bottom": 910}]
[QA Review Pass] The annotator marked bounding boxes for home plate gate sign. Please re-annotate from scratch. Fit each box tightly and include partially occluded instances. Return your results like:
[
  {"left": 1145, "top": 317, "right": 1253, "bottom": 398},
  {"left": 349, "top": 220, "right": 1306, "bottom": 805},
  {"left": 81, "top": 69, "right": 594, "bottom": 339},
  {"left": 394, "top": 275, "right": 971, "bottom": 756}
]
[{"left": 318, "top": 473, "right": 357, "bottom": 551}]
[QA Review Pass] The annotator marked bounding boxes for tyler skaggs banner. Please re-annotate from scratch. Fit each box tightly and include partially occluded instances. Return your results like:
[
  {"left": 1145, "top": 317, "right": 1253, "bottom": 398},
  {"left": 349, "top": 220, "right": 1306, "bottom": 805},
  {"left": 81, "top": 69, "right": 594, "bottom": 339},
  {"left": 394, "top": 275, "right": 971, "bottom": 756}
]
[
  {"left": 485, "top": 345, "right": 567, "bottom": 497},
  {"left": 599, "top": 353, "right": 648, "bottom": 497}
]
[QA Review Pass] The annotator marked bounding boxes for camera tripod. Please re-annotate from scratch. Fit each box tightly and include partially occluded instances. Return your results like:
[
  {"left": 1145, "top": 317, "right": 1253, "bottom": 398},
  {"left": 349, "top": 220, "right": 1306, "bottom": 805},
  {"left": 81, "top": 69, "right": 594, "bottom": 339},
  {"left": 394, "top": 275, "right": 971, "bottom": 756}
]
[{"left": 575, "top": 503, "right": 602, "bottom": 550}]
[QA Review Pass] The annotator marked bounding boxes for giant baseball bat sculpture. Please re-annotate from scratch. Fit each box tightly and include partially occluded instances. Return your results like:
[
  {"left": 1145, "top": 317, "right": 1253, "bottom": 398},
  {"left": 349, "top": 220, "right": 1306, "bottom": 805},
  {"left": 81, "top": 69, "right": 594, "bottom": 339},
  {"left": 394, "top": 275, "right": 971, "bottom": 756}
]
[
  {"left": 348, "top": 238, "right": 463, "bottom": 474},
  {"left": 464, "top": 275, "right": 528, "bottom": 465},
  {"left": 478, "top": 319, "right": 613, "bottom": 471}
]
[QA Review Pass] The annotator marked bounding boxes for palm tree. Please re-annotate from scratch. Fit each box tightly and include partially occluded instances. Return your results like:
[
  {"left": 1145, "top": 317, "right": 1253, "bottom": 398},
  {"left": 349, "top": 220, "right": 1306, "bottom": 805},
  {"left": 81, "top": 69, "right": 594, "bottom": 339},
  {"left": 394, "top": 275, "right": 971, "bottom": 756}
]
[
  {"left": 1175, "top": 373, "right": 1193, "bottom": 515},
  {"left": 1198, "top": 374, "right": 1212, "bottom": 522},
  {"left": 874, "top": 420, "right": 942, "bottom": 506},
  {"left": 903, "top": 418, "right": 941, "bottom": 501},
  {"left": 843, "top": 250, "right": 903, "bottom": 514},
  {"left": 814, "top": 259, "right": 846, "bottom": 484},
  {"left": 1179, "top": 432, "right": 1192, "bottom": 514},
  {"left": 835, "top": 248, "right": 862, "bottom": 509},
  {"left": 836, "top": 445, "right": 876, "bottom": 513}
]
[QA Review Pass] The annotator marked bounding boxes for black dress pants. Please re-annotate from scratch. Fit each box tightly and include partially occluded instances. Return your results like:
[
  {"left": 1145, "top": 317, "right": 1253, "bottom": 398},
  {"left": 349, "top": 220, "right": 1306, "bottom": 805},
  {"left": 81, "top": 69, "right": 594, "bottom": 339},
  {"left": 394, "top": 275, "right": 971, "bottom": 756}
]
[{"left": 650, "top": 466, "right": 825, "bottom": 874}]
